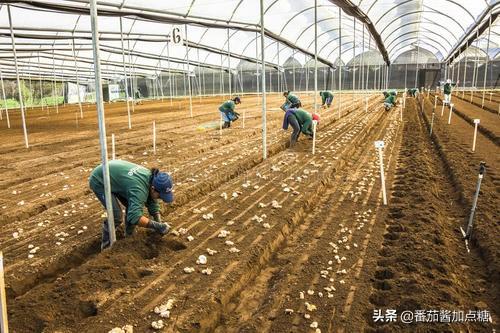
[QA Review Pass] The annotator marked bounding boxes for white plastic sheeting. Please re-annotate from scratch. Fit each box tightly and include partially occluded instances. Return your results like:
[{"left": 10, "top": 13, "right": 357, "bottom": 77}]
[{"left": 0, "top": 0, "right": 497, "bottom": 82}]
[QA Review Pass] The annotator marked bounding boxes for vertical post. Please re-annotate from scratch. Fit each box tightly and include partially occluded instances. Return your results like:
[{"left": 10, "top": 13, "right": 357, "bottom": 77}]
[
  {"left": 153, "top": 120, "right": 156, "bottom": 154},
  {"left": 89, "top": 0, "right": 116, "bottom": 247},
  {"left": 338, "top": 7, "right": 342, "bottom": 118},
  {"left": 227, "top": 28, "right": 231, "bottom": 98},
  {"left": 52, "top": 52, "right": 58, "bottom": 114},
  {"left": 465, "top": 162, "right": 486, "bottom": 238},
  {"left": 260, "top": 0, "right": 267, "bottom": 160},
  {"left": 8, "top": 5, "right": 29, "bottom": 148},
  {"left": 312, "top": 120, "right": 317, "bottom": 155},
  {"left": 448, "top": 103, "right": 454, "bottom": 124},
  {"left": 481, "top": 15, "right": 492, "bottom": 109},
  {"left": 185, "top": 25, "right": 193, "bottom": 117},
  {"left": 353, "top": 17, "right": 356, "bottom": 92},
  {"left": 314, "top": 0, "right": 318, "bottom": 116},
  {"left": 38, "top": 54, "right": 44, "bottom": 111},
  {"left": 277, "top": 42, "right": 280, "bottom": 92},
  {"left": 119, "top": 17, "right": 131, "bottom": 129},
  {"left": 375, "top": 141, "right": 387, "bottom": 205},
  {"left": 0, "top": 251, "right": 9, "bottom": 333},
  {"left": 167, "top": 42, "right": 173, "bottom": 106},
  {"left": 292, "top": 50, "right": 296, "bottom": 91},
  {"left": 255, "top": 31, "right": 259, "bottom": 102},
  {"left": 462, "top": 53, "right": 467, "bottom": 98},
  {"left": 0, "top": 70, "right": 10, "bottom": 128},
  {"left": 71, "top": 36, "right": 84, "bottom": 119},
  {"left": 472, "top": 119, "right": 480, "bottom": 152},
  {"left": 111, "top": 133, "right": 116, "bottom": 160},
  {"left": 430, "top": 112, "right": 435, "bottom": 135}
]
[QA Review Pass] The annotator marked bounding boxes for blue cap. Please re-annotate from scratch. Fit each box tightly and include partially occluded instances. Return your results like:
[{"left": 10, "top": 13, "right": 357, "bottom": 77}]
[{"left": 152, "top": 172, "right": 174, "bottom": 203}]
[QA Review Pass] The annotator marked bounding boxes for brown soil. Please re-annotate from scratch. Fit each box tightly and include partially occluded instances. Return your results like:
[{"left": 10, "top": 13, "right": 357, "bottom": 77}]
[{"left": 0, "top": 92, "right": 498, "bottom": 333}]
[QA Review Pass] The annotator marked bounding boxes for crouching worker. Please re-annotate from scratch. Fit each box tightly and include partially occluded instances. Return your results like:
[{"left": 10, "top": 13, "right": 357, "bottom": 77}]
[
  {"left": 281, "top": 91, "right": 302, "bottom": 111},
  {"left": 89, "top": 160, "right": 173, "bottom": 250},
  {"left": 320, "top": 91, "right": 334, "bottom": 108},
  {"left": 282, "top": 108, "right": 313, "bottom": 147},
  {"left": 384, "top": 91, "right": 397, "bottom": 111},
  {"left": 407, "top": 88, "right": 419, "bottom": 98},
  {"left": 219, "top": 96, "right": 241, "bottom": 128}
]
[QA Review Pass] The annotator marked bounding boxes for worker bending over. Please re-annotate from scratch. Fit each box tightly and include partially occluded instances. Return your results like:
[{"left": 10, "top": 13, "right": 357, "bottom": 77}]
[
  {"left": 384, "top": 91, "right": 397, "bottom": 111},
  {"left": 281, "top": 91, "right": 302, "bottom": 111},
  {"left": 282, "top": 107, "right": 314, "bottom": 147},
  {"left": 320, "top": 91, "right": 334, "bottom": 108},
  {"left": 219, "top": 96, "right": 241, "bottom": 128},
  {"left": 89, "top": 160, "right": 173, "bottom": 250}
]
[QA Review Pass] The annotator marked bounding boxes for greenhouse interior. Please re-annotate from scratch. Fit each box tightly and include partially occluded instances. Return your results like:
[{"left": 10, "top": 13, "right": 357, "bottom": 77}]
[{"left": 0, "top": 1, "right": 498, "bottom": 332}]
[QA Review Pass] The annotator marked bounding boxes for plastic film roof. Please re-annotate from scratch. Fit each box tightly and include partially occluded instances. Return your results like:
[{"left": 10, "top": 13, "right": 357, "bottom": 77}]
[{"left": 0, "top": 0, "right": 498, "bottom": 82}]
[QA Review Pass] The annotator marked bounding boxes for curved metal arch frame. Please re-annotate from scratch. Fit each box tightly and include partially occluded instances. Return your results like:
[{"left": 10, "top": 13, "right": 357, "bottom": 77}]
[
  {"left": 388, "top": 37, "right": 445, "bottom": 59},
  {"left": 378, "top": 10, "right": 466, "bottom": 38},
  {"left": 277, "top": 4, "right": 337, "bottom": 36},
  {"left": 385, "top": 30, "right": 451, "bottom": 55},
  {"left": 390, "top": 41, "right": 443, "bottom": 62},
  {"left": 372, "top": 0, "right": 475, "bottom": 26},
  {"left": 382, "top": 18, "right": 459, "bottom": 47},
  {"left": 391, "top": 46, "right": 441, "bottom": 64}
]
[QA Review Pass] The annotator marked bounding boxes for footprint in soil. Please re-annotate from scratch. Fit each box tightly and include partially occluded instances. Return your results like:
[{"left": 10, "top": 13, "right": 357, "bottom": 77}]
[
  {"left": 374, "top": 268, "right": 395, "bottom": 280},
  {"left": 390, "top": 191, "right": 405, "bottom": 199},
  {"left": 378, "top": 247, "right": 393, "bottom": 257},
  {"left": 373, "top": 280, "right": 393, "bottom": 291},
  {"left": 384, "top": 232, "right": 400, "bottom": 241},
  {"left": 369, "top": 291, "right": 391, "bottom": 306}
]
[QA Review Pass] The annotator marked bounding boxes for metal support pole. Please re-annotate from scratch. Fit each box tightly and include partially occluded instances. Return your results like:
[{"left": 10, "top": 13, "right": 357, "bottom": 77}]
[
  {"left": 277, "top": 42, "right": 280, "bottom": 92},
  {"left": 314, "top": 0, "right": 318, "bottom": 115},
  {"left": 465, "top": 162, "right": 486, "bottom": 239},
  {"left": 119, "top": 17, "right": 131, "bottom": 128},
  {"left": 89, "top": 0, "right": 116, "bottom": 247},
  {"left": 71, "top": 36, "right": 84, "bottom": 119},
  {"left": 353, "top": 17, "right": 356, "bottom": 92},
  {"left": 167, "top": 43, "right": 173, "bottom": 106},
  {"left": 52, "top": 51, "right": 59, "bottom": 114},
  {"left": 260, "top": 0, "right": 267, "bottom": 160},
  {"left": 292, "top": 50, "right": 296, "bottom": 91},
  {"left": 338, "top": 7, "right": 342, "bottom": 118},
  {"left": 0, "top": 251, "right": 8, "bottom": 333},
  {"left": 227, "top": 28, "right": 231, "bottom": 98},
  {"left": 462, "top": 53, "right": 468, "bottom": 98},
  {"left": 0, "top": 70, "right": 10, "bottom": 128},
  {"left": 185, "top": 25, "right": 193, "bottom": 117},
  {"left": 255, "top": 31, "right": 259, "bottom": 101},
  {"left": 8, "top": 5, "right": 29, "bottom": 148},
  {"left": 481, "top": 15, "right": 492, "bottom": 108}
]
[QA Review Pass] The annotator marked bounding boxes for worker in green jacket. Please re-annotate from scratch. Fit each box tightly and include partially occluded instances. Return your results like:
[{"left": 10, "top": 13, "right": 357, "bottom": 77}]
[
  {"left": 407, "top": 88, "right": 419, "bottom": 98},
  {"left": 282, "top": 107, "right": 313, "bottom": 146},
  {"left": 384, "top": 91, "right": 397, "bottom": 111},
  {"left": 219, "top": 96, "right": 241, "bottom": 128},
  {"left": 89, "top": 160, "right": 173, "bottom": 250},
  {"left": 320, "top": 91, "right": 334, "bottom": 108},
  {"left": 443, "top": 79, "right": 458, "bottom": 106},
  {"left": 281, "top": 91, "right": 302, "bottom": 111}
]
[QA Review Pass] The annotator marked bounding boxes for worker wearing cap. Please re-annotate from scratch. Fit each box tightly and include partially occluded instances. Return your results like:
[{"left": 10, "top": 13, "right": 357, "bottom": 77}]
[
  {"left": 319, "top": 91, "right": 334, "bottom": 108},
  {"left": 89, "top": 160, "right": 173, "bottom": 250},
  {"left": 281, "top": 91, "right": 302, "bottom": 111},
  {"left": 384, "top": 91, "right": 397, "bottom": 111},
  {"left": 407, "top": 88, "right": 419, "bottom": 98},
  {"left": 219, "top": 96, "right": 241, "bottom": 128},
  {"left": 443, "top": 79, "right": 458, "bottom": 106}
]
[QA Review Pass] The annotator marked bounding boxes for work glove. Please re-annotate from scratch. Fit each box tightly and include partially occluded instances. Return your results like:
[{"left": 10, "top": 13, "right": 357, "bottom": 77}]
[{"left": 147, "top": 219, "right": 170, "bottom": 235}]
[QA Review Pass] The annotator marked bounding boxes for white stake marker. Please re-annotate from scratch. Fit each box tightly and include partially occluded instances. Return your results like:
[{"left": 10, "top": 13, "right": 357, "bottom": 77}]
[
  {"left": 430, "top": 113, "right": 435, "bottom": 135},
  {"left": 441, "top": 103, "right": 445, "bottom": 117},
  {"left": 472, "top": 119, "right": 480, "bottom": 152},
  {"left": 448, "top": 103, "right": 454, "bottom": 125},
  {"left": 242, "top": 108, "right": 245, "bottom": 129},
  {"left": 365, "top": 97, "right": 368, "bottom": 113},
  {"left": 153, "top": 121, "right": 156, "bottom": 154},
  {"left": 400, "top": 106, "right": 403, "bottom": 122},
  {"left": 0, "top": 251, "right": 9, "bottom": 333},
  {"left": 312, "top": 120, "right": 318, "bottom": 155},
  {"left": 374, "top": 141, "right": 387, "bottom": 205},
  {"left": 111, "top": 133, "right": 115, "bottom": 160},
  {"left": 219, "top": 113, "right": 223, "bottom": 136}
]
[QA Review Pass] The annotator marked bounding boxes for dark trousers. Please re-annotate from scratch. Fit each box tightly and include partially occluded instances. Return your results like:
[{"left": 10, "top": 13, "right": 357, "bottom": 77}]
[
  {"left": 90, "top": 184, "right": 129, "bottom": 249},
  {"left": 288, "top": 114, "right": 301, "bottom": 146}
]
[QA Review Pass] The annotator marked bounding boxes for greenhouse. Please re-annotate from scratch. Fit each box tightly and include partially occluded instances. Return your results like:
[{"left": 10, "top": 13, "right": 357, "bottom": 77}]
[{"left": 0, "top": 1, "right": 498, "bottom": 332}]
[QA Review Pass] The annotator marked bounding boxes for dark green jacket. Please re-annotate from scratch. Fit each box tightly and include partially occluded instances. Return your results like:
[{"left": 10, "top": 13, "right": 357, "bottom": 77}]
[
  {"left": 89, "top": 160, "right": 159, "bottom": 225},
  {"left": 443, "top": 83, "right": 456, "bottom": 95},
  {"left": 219, "top": 100, "right": 236, "bottom": 113},
  {"left": 294, "top": 109, "right": 313, "bottom": 135},
  {"left": 286, "top": 93, "right": 301, "bottom": 105},
  {"left": 320, "top": 91, "right": 334, "bottom": 104},
  {"left": 384, "top": 95, "right": 396, "bottom": 106}
]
